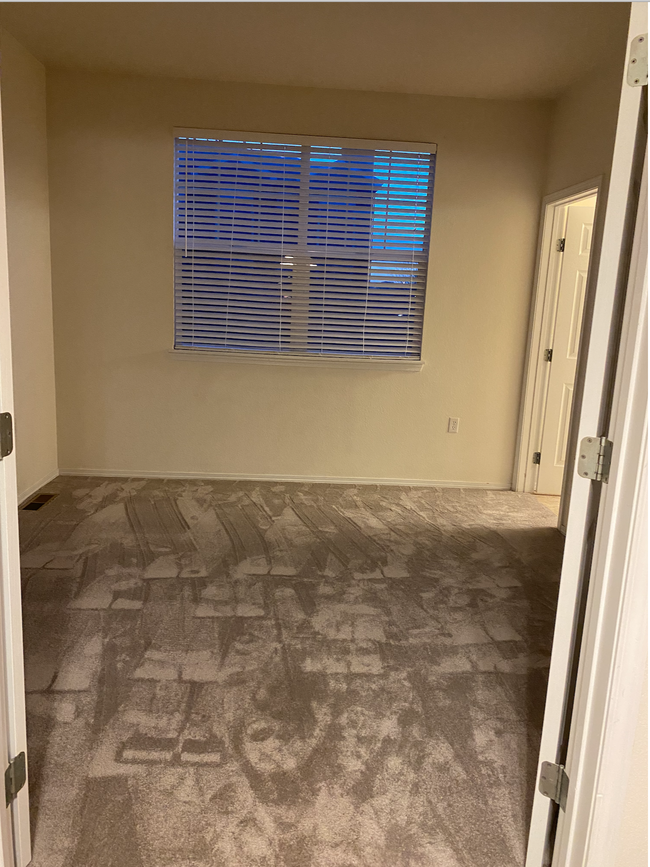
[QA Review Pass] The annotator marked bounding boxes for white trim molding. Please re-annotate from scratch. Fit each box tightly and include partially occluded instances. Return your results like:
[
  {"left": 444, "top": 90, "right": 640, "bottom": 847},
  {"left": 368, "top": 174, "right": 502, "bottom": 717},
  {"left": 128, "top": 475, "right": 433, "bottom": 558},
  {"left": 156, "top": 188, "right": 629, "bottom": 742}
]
[
  {"left": 552, "top": 141, "right": 648, "bottom": 867},
  {"left": 175, "top": 127, "right": 437, "bottom": 154},
  {"left": 168, "top": 349, "right": 424, "bottom": 372},
  {"left": 0, "top": 71, "right": 32, "bottom": 866},
  {"left": 58, "top": 468, "right": 510, "bottom": 490}
]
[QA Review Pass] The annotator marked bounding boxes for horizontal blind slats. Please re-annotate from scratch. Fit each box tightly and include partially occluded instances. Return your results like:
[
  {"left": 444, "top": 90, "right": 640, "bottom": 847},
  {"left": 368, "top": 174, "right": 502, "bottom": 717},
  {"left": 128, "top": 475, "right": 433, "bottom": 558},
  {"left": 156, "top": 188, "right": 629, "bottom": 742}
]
[{"left": 174, "top": 133, "right": 435, "bottom": 359}]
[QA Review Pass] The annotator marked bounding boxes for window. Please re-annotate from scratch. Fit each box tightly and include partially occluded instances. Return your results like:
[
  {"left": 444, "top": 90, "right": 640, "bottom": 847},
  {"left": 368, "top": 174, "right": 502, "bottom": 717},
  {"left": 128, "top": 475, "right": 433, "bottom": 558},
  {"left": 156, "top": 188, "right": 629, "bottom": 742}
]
[{"left": 173, "top": 129, "right": 436, "bottom": 365}]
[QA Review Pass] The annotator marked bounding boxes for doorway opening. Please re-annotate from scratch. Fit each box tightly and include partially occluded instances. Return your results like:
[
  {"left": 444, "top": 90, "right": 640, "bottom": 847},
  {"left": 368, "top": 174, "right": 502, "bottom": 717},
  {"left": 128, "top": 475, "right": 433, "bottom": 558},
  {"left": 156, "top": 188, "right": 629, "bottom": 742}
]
[{"left": 515, "top": 182, "right": 600, "bottom": 531}]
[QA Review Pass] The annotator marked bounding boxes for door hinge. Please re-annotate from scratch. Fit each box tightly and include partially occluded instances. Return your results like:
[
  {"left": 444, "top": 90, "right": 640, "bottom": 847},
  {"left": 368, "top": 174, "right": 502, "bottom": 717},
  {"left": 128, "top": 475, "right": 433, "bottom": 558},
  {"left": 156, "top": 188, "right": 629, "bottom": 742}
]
[
  {"left": 578, "top": 436, "right": 613, "bottom": 483},
  {"left": 5, "top": 752, "right": 26, "bottom": 806},
  {"left": 0, "top": 412, "right": 12, "bottom": 459},
  {"left": 627, "top": 34, "right": 648, "bottom": 87},
  {"left": 539, "top": 761, "right": 569, "bottom": 811},
  {"left": 532, "top": 452, "right": 541, "bottom": 465},
  {"left": 544, "top": 348, "right": 553, "bottom": 362},
  {"left": 556, "top": 238, "right": 566, "bottom": 252}
]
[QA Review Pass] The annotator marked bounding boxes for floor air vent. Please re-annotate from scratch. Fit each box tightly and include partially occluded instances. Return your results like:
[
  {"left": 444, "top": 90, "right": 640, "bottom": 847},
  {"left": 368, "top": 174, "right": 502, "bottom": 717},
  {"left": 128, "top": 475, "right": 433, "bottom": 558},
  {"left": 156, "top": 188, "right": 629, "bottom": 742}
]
[{"left": 21, "top": 493, "right": 57, "bottom": 511}]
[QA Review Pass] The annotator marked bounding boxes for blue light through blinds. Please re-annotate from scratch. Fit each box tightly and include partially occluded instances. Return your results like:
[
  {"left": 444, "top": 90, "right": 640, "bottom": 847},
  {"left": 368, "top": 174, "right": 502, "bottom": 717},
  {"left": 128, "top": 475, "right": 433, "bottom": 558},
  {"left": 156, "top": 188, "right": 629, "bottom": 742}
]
[{"left": 174, "top": 134, "right": 436, "bottom": 358}]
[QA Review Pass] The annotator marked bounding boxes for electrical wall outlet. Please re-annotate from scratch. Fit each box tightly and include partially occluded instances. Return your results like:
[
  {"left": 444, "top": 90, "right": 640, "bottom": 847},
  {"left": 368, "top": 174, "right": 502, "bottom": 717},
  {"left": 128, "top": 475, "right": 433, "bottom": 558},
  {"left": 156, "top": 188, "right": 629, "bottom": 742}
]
[{"left": 448, "top": 417, "right": 460, "bottom": 433}]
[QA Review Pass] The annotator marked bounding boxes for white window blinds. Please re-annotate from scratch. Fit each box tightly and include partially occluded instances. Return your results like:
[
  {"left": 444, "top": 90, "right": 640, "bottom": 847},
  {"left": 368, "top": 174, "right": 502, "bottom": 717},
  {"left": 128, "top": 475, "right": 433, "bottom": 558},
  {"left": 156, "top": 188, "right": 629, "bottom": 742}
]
[{"left": 174, "top": 130, "right": 436, "bottom": 360}]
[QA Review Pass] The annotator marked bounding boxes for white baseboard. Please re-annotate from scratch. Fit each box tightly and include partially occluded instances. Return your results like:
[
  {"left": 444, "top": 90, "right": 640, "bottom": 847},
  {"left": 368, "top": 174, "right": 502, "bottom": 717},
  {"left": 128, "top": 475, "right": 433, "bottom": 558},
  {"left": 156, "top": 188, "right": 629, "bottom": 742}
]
[
  {"left": 18, "top": 468, "right": 60, "bottom": 506},
  {"left": 58, "top": 467, "right": 511, "bottom": 490}
]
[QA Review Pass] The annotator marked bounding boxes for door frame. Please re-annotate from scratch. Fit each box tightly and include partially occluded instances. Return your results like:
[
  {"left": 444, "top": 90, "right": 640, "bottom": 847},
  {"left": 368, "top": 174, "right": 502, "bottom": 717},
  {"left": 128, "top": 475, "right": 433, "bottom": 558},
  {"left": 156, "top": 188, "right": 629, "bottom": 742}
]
[
  {"left": 524, "top": 4, "right": 646, "bottom": 863},
  {"left": 0, "top": 73, "right": 31, "bottom": 867},
  {"left": 514, "top": 179, "right": 602, "bottom": 523},
  {"left": 552, "top": 148, "right": 647, "bottom": 867}
]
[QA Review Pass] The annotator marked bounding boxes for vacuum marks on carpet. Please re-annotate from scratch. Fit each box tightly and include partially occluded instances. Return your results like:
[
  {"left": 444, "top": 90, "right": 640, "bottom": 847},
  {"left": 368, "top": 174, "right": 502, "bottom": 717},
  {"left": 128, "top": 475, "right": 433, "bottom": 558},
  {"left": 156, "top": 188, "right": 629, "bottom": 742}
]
[{"left": 20, "top": 478, "right": 563, "bottom": 867}]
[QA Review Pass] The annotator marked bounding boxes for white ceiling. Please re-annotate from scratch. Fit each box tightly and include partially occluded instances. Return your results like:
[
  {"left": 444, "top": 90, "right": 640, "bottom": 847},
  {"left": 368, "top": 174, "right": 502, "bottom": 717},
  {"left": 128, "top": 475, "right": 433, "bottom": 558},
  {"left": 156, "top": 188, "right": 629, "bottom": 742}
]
[{"left": 0, "top": 2, "right": 631, "bottom": 101}]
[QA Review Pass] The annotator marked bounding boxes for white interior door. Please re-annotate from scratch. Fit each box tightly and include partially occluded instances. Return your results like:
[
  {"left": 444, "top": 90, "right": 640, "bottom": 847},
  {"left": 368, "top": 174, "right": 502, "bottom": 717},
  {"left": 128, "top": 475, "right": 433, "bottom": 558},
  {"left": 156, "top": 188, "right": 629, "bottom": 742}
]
[
  {"left": 537, "top": 199, "right": 597, "bottom": 495},
  {"left": 525, "top": 5, "right": 646, "bottom": 865},
  {"left": 0, "top": 77, "right": 31, "bottom": 867}
]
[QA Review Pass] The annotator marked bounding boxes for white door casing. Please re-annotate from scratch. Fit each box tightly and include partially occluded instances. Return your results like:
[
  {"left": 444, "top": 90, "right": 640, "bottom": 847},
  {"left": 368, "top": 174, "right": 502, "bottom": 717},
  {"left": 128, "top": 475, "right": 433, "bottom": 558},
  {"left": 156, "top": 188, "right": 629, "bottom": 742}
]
[
  {"left": 0, "top": 67, "right": 30, "bottom": 867},
  {"left": 553, "top": 125, "right": 648, "bottom": 867},
  {"left": 513, "top": 181, "right": 601, "bottom": 509},
  {"left": 0, "top": 606, "right": 17, "bottom": 867},
  {"left": 525, "top": 4, "right": 646, "bottom": 865},
  {"left": 537, "top": 200, "right": 597, "bottom": 496},
  {"left": 552, "top": 145, "right": 648, "bottom": 867}
]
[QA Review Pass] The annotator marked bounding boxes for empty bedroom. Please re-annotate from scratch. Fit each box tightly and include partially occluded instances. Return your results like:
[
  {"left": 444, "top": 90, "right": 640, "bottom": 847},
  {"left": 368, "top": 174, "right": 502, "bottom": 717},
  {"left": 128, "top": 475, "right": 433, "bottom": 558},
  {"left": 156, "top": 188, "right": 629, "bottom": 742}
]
[{"left": 0, "top": 3, "right": 645, "bottom": 867}]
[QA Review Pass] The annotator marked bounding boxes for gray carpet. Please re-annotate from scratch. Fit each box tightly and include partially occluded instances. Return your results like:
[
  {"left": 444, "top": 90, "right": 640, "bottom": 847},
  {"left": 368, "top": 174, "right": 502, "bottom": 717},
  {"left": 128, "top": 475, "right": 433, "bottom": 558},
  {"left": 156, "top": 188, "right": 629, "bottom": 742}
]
[{"left": 19, "top": 477, "right": 563, "bottom": 867}]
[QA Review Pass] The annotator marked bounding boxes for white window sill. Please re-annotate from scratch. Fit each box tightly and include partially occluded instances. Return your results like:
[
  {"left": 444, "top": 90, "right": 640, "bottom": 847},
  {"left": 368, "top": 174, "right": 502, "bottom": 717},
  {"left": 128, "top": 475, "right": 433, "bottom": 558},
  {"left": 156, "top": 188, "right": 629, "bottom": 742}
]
[{"left": 169, "top": 348, "right": 424, "bottom": 372}]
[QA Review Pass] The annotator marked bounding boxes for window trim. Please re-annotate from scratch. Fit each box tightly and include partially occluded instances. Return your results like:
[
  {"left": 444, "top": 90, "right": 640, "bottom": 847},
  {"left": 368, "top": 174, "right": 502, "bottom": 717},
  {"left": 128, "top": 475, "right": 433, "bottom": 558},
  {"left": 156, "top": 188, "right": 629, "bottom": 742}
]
[
  {"left": 172, "top": 127, "right": 436, "bottom": 368},
  {"left": 174, "top": 128, "right": 437, "bottom": 156},
  {"left": 168, "top": 348, "right": 424, "bottom": 372}
]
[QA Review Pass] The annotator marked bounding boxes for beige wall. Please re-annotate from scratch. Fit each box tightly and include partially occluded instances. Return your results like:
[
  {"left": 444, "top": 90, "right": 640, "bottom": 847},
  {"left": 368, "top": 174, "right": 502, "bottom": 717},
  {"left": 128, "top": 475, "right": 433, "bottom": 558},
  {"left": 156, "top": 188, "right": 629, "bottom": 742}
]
[
  {"left": 1, "top": 30, "right": 57, "bottom": 501},
  {"left": 47, "top": 70, "right": 551, "bottom": 483},
  {"left": 544, "top": 59, "right": 625, "bottom": 196}
]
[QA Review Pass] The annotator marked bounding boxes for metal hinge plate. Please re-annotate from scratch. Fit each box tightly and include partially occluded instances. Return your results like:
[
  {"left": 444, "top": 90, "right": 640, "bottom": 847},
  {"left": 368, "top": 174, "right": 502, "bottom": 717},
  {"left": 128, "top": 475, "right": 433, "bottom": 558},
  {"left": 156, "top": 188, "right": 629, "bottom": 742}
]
[
  {"left": 627, "top": 34, "right": 648, "bottom": 87},
  {"left": 533, "top": 452, "right": 541, "bottom": 465},
  {"left": 0, "top": 412, "right": 12, "bottom": 459},
  {"left": 5, "top": 752, "right": 26, "bottom": 806},
  {"left": 539, "top": 761, "right": 569, "bottom": 811},
  {"left": 544, "top": 348, "right": 553, "bottom": 362},
  {"left": 578, "top": 436, "right": 613, "bottom": 483},
  {"left": 556, "top": 238, "right": 566, "bottom": 252}
]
